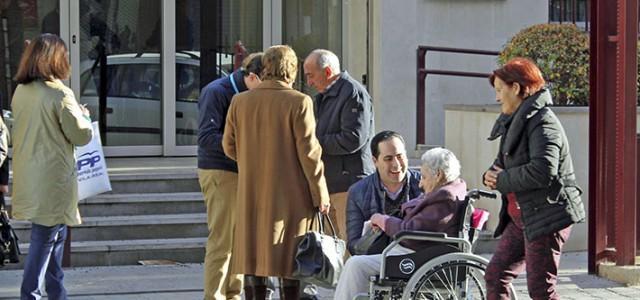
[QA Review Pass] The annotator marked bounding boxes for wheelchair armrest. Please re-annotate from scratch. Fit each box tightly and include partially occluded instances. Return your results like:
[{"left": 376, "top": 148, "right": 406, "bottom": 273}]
[{"left": 393, "top": 230, "right": 447, "bottom": 241}]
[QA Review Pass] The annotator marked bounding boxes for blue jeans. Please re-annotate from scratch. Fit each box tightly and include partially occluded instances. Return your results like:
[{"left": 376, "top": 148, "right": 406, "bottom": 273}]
[{"left": 20, "top": 223, "right": 68, "bottom": 300}]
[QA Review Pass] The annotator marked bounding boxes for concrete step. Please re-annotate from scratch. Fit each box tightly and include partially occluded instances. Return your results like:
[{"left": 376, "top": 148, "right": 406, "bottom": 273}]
[
  {"left": 12, "top": 213, "right": 207, "bottom": 242},
  {"left": 6, "top": 169, "right": 201, "bottom": 195},
  {"left": 4, "top": 237, "right": 206, "bottom": 269},
  {"left": 6, "top": 192, "right": 205, "bottom": 217},
  {"left": 108, "top": 172, "right": 200, "bottom": 194},
  {"left": 79, "top": 192, "right": 205, "bottom": 217}
]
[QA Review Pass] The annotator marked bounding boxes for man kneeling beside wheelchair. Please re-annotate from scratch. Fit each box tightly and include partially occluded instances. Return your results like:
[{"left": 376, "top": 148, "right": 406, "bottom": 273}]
[{"left": 335, "top": 131, "right": 470, "bottom": 299}]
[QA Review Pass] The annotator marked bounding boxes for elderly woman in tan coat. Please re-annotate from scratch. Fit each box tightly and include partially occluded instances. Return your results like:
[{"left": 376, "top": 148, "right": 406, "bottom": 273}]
[
  {"left": 223, "top": 45, "right": 330, "bottom": 300},
  {"left": 11, "top": 34, "right": 92, "bottom": 300}
]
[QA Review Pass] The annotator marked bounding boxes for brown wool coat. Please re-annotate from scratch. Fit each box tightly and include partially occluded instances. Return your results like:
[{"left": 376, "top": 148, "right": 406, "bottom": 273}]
[{"left": 222, "top": 80, "right": 330, "bottom": 278}]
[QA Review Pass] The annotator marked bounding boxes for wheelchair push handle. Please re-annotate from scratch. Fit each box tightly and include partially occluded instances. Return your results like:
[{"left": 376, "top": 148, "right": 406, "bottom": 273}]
[{"left": 467, "top": 189, "right": 497, "bottom": 200}]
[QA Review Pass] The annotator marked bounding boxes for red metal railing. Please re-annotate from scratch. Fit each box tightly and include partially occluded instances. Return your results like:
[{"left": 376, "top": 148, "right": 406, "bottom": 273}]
[
  {"left": 588, "top": 0, "right": 638, "bottom": 271},
  {"left": 416, "top": 46, "right": 499, "bottom": 145}
]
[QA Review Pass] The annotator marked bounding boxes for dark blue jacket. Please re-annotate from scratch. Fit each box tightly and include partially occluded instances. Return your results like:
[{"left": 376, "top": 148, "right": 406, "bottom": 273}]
[
  {"left": 197, "top": 71, "right": 247, "bottom": 171},
  {"left": 346, "top": 169, "right": 422, "bottom": 254},
  {"left": 314, "top": 72, "right": 375, "bottom": 193}
]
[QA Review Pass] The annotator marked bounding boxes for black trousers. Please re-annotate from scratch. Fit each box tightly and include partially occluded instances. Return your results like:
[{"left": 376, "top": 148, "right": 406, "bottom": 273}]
[{"left": 243, "top": 275, "right": 299, "bottom": 300}]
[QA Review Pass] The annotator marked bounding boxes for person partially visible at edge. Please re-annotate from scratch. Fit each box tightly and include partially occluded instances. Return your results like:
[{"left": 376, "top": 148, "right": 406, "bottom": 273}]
[
  {"left": 11, "top": 33, "right": 92, "bottom": 300},
  {"left": 335, "top": 147, "right": 467, "bottom": 299},
  {"left": 222, "top": 45, "right": 330, "bottom": 300},
  {"left": 197, "top": 52, "right": 263, "bottom": 300},
  {"left": 303, "top": 49, "right": 375, "bottom": 244},
  {"left": 0, "top": 93, "right": 10, "bottom": 211},
  {"left": 482, "top": 57, "right": 585, "bottom": 300},
  {"left": 345, "top": 130, "right": 422, "bottom": 255}
]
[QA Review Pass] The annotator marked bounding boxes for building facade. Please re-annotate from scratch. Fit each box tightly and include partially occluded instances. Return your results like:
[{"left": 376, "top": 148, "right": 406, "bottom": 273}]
[
  {"left": 3, "top": 0, "right": 599, "bottom": 251},
  {"left": 0, "top": 0, "right": 559, "bottom": 156}
]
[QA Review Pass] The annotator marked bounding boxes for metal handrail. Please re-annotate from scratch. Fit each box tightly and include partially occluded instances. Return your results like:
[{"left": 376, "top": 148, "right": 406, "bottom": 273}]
[{"left": 416, "top": 46, "right": 499, "bottom": 145}]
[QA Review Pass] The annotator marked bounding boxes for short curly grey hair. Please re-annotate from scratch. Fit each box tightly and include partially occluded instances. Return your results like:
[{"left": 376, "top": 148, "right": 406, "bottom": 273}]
[{"left": 420, "top": 147, "right": 461, "bottom": 183}]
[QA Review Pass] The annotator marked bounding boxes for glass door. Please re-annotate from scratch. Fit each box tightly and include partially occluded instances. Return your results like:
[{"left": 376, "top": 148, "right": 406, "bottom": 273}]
[
  {"left": 164, "top": 0, "right": 263, "bottom": 155},
  {"left": 66, "top": 0, "right": 359, "bottom": 157},
  {"left": 69, "top": 0, "right": 163, "bottom": 156}
]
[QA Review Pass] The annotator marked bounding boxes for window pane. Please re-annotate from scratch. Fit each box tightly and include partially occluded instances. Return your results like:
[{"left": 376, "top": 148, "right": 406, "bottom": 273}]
[
  {"left": 176, "top": 0, "right": 262, "bottom": 146},
  {"left": 283, "top": 0, "right": 342, "bottom": 95},
  {"left": 79, "top": 0, "right": 162, "bottom": 146}
]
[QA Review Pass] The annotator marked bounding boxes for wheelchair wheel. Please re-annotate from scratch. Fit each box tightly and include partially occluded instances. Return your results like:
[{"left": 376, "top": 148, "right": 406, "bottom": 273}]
[{"left": 401, "top": 253, "right": 517, "bottom": 300}]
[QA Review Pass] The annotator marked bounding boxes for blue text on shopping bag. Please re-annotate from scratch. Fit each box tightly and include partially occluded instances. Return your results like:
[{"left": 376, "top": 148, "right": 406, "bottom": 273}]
[{"left": 77, "top": 151, "right": 101, "bottom": 171}]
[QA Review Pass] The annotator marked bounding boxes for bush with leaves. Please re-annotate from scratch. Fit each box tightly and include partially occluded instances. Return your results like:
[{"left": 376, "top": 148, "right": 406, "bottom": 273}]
[{"left": 499, "top": 24, "right": 590, "bottom": 105}]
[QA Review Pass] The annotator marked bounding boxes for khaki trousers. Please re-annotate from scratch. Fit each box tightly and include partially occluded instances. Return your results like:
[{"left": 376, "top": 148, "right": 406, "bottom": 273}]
[
  {"left": 198, "top": 169, "right": 243, "bottom": 300},
  {"left": 328, "top": 192, "right": 348, "bottom": 241}
]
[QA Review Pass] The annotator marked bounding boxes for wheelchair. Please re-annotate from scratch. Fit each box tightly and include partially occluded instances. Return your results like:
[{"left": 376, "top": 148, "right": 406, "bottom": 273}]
[{"left": 357, "top": 189, "right": 518, "bottom": 300}]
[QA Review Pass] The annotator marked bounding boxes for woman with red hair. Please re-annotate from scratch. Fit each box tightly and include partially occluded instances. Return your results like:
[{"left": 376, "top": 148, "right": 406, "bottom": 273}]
[{"left": 482, "top": 58, "right": 585, "bottom": 299}]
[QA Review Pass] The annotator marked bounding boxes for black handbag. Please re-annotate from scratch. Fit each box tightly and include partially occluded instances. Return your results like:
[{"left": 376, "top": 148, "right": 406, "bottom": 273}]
[
  {"left": 292, "top": 212, "right": 346, "bottom": 288},
  {"left": 0, "top": 193, "right": 20, "bottom": 266},
  {"left": 352, "top": 225, "right": 391, "bottom": 255}
]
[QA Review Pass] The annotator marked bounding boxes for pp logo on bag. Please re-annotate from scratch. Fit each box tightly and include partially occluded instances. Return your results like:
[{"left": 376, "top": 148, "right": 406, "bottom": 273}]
[
  {"left": 76, "top": 150, "right": 106, "bottom": 182},
  {"left": 399, "top": 258, "right": 415, "bottom": 275},
  {"left": 77, "top": 151, "right": 101, "bottom": 171},
  {"left": 76, "top": 121, "right": 112, "bottom": 200}
]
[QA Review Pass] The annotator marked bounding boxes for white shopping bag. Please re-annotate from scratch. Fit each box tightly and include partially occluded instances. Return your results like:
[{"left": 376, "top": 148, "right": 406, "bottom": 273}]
[{"left": 76, "top": 122, "right": 112, "bottom": 200}]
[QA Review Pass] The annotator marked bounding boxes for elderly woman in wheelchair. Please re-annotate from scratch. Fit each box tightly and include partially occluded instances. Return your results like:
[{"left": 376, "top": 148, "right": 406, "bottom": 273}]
[
  {"left": 335, "top": 147, "right": 469, "bottom": 299},
  {"left": 335, "top": 147, "right": 506, "bottom": 300}
]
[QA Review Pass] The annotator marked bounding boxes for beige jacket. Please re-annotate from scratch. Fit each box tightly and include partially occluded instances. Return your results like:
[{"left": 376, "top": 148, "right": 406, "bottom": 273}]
[
  {"left": 11, "top": 79, "right": 92, "bottom": 226},
  {"left": 223, "top": 80, "right": 330, "bottom": 277}
]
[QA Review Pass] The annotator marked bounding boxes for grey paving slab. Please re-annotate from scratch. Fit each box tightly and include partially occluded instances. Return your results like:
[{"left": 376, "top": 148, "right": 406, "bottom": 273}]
[
  {"left": 0, "top": 251, "right": 638, "bottom": 299},
  {"left": 0, "top": 264, "right": 203, "bottom": 300},
  {"left": 506, "top": 252, "right": 639, "bottom": 299}
]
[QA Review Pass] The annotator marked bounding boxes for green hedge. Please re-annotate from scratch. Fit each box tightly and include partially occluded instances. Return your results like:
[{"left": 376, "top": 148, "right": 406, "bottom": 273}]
[{"left": 499, "top": 24, "right": 590, "bottom": 105}]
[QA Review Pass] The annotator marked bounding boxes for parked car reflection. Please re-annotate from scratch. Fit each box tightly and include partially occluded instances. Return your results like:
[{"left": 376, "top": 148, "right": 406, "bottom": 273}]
[{"left": 79, "top": 51, "right": 231, "bottom": 146}]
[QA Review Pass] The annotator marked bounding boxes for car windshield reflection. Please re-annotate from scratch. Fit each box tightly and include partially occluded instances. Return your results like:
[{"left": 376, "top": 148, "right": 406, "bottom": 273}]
[{"left": 78, "top": 51, "right": 231, "bottom": 146}]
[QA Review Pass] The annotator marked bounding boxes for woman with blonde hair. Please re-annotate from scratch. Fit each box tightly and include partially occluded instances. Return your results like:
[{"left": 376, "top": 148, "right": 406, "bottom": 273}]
[{"left": 11, "top": 33, "right": 92, "bottom": 300}]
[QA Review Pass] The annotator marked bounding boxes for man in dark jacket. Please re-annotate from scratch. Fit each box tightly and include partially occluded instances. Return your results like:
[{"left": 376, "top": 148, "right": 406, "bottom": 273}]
[
  {"left": 303, "top": 49, "right": 375, "bottom": 241},
  {"left": 346, "top": 131, "right": 422, "bottom": 255},
  {"left": 197, "top": 53, "right": 263, "bottom": 300}
]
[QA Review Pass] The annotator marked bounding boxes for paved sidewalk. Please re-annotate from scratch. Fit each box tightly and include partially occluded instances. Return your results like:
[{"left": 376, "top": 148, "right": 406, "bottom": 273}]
[
  {"left": 0, "top": 251, "right": 638, "bottom": 299},
  {"left": 507, "top": 251, "right": 639, "bottom": 299}
]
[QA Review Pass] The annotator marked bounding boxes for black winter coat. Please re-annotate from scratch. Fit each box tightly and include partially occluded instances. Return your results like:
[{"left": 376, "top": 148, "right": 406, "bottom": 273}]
[
  {"left": 487, "top": 89, "right": 585, "bottom": 241},
  {"left": 314, "top": 72, "right": 375, "bottom": 193}
]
